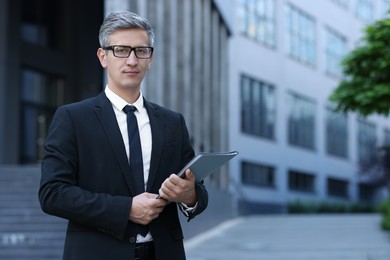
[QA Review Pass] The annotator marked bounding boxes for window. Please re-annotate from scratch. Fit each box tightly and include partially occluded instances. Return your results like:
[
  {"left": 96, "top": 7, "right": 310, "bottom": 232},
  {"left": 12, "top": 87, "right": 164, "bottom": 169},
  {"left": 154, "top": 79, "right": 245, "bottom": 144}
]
[
  {"left": 239, "top": 0, "right": 276, "bottom": 48},
  {"left": 286, "top": 4, "right": 316, "bottom": 66},
  {"left": 382, "top": 129, "right": 390, "bottom": 172},
  {"left": 384, "top": 129, "right": 390, "bottom": 146},
  {"left": 21, "top": 0, "right": 66, "bottom": 50},
  {"left": 327, "top": 177, "right": 349, "bottom": 198},
  {"left": 357, "top": 118, "right": 377, "bottom": 169},
  {"left": 241, "top": 161, "right": 275, "bottom": 188},
  {"left": 20, "top": 69, "right": 65, "bottom": 163},
  {"left": 381, "top": 0, "right": 390, "bottom": 18},
  {"left": 359, "top": 183, "right": 375, "bottom": 202},
  {"left": 332, "top": 0, "right": 348, "bottom": 8},
  {"left": 356, "top": 0, "right": 374, "bottom": 23},
  {"left": 288, "top": 93, "right": 316, "bottom": 150},
  {"left": 326, "top": 28, "right": 347, "bottom": 78},
  {"left": 241, "top": 75, "right": 276, "bottom": 139},
  {"left": 326, "top": 107, "right": 348, "bottom": 158},
  {"left": 288, "top": 170, "right": 315, "bottom": 193}
]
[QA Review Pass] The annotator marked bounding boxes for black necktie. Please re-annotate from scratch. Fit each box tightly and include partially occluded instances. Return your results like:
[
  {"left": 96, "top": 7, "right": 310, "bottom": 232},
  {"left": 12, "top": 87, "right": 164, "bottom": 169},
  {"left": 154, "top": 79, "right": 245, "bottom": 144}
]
[
  {"left": 123, "top": 105, "right": 145, "bottom": 195},
  {"left": 123, "top": 105, "right": 148, "bottom": 237}
]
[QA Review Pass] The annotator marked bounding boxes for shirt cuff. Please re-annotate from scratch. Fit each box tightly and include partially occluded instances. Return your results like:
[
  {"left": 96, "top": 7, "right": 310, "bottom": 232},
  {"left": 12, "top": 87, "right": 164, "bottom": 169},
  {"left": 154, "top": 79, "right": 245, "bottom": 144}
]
[{"left": 179, "top": 201, "right": 198, "bottom": 217}]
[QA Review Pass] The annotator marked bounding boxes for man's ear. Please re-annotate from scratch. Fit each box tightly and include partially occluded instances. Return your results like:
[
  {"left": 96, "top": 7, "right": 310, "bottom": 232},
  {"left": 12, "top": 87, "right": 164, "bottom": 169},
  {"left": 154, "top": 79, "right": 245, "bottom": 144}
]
[{"left": 97, "top": 48, "right": 107, "bottom": 68}]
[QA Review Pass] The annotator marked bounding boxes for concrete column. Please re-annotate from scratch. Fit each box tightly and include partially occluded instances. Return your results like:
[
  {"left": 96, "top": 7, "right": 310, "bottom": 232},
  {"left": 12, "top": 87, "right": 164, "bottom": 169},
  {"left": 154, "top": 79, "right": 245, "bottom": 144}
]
[
  {"left": 193, "top": 0, "right": 203, "bottom": 153},
  {"left": 181, "top": 0, "right": 192, "bottom": 123},
  {"left": 218, "top": 21, "right": 231, "bottom": 190},
  {"left": 202, "top": 0, "right": 212, "bottom": 152},
  {"left": 169, "top": 0, "right": 178, "bottom": 111},
  {"left": 128, "top": 0, "right": 138, "bottom": 13},
  {"left": 142, "top": 0, "right": 164, "bottom": 105},
  {"left": 0, "top": 0, "right": 8, "bottom": 163},
  {"left": 211, "top": 9, "right": 220, "bottom": 152},
  {"left": 220, "top": 23, "right": 228, "bottom": 156},
  {"left": 1, "top": 0, "right": 22, "bottom": 164}
]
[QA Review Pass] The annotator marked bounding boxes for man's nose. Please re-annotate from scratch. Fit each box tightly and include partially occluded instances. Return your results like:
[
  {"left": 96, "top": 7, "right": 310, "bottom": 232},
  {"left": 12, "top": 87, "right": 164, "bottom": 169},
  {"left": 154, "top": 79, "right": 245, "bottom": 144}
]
[{"left": 126, "top": 51, "right": 138, "bottom": 65}]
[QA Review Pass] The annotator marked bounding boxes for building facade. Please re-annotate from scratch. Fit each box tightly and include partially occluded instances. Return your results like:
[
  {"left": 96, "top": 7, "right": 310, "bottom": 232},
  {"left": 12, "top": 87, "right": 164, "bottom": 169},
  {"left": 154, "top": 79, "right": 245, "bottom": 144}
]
[
  {"left": 0, "top": 2, "right": 233, "bottom": 257},
  {"left": 0, "top": 0, "right": 104, "bottom": 164},
  {"left": 1, "top": 0, "right": 389, "bottom": 217},
  {"left": 0, "top": 0, "right": 231, "bottom": 183},
  {"left": 229, "top": 0, "right": 390, "bottom": 213}
]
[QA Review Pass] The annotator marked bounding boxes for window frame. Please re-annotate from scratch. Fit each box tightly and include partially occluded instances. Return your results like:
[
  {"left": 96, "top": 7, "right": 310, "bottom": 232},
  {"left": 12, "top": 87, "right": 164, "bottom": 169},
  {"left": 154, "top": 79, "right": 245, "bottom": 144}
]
[
  {"left": 287, "top": 92, "right": 316, "bottom": 150},
  {"left": 241, "top": 74, "right": 276, "bottom": 140}
]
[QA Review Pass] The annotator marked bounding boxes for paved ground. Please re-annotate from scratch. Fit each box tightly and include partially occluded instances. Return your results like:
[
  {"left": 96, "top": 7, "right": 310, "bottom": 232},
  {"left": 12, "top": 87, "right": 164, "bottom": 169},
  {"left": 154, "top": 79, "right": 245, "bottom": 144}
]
[{"left": 184, "top": 214, "right": 390, "bottom": 260}]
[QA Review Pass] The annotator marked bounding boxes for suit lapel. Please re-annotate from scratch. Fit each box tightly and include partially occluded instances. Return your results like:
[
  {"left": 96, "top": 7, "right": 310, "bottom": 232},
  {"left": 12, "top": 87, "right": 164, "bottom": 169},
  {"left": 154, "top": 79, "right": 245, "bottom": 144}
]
[
  {"left": 144, "top": 100, "right": 164, "bottom": 192},
  {"left": 93, "top": 92, "right": 136, "bottom": 194}
]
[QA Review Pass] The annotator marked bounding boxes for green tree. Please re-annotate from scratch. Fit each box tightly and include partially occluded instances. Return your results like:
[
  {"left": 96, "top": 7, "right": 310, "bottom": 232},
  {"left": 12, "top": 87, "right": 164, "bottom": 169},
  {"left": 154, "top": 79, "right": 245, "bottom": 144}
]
[
  {"left": 329, "top": 16, "right": 390, "bottom": 116},
  {"left": 329, "top": 15, "right": 390, "bottom": 208}
]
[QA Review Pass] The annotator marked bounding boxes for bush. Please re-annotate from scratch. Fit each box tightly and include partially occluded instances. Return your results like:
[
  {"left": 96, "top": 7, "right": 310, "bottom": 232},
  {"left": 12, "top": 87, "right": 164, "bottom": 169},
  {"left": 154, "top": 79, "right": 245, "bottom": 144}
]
[
  {"left": 349, "top": 203, "right": 375, "bottom": 213},
  {"left": 287, "top": 200, "right": 375, "bottom": 214},
  {"left": 378, "top": 198, "right": 390, "bottom": 230},
  {"left": 317, "top": 202, "right": 347, "bottom": 213},
  {"left": 287, "top": 200, "right": 316, "bottom": 214}
]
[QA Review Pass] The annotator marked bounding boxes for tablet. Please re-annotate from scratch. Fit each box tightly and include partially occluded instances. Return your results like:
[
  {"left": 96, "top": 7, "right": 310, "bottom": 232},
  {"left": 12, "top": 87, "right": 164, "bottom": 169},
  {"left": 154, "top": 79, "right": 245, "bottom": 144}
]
[{"left": 177, "top": 151, "right": 239, "bottom": 181}]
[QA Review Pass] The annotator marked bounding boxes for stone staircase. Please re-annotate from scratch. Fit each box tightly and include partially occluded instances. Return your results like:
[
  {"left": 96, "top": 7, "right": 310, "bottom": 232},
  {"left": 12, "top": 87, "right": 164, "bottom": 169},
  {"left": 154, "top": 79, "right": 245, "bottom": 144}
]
[
  {"left": 0, "top": 166, "right": 66, "bottom": 260},
  {"left": 0, "top": 166, "right": 236, "bottom": 259}
]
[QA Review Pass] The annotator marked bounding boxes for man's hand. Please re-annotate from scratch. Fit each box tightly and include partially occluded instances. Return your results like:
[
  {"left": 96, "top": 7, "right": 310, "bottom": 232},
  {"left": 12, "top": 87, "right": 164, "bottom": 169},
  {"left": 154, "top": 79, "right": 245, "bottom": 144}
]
[
  {"left": 129, "top": 192, "right": 167, "bottom": 225},
  {"left": 159, "top": 169, "right": 197, "bottom": 206}
]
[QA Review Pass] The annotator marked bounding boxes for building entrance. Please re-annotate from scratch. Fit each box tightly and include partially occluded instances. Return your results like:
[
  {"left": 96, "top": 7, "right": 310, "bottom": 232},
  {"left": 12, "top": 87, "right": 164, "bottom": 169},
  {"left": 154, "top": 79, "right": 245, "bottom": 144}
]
[{"left": 0, "top": 0, "right": 103, "bottom": 163}]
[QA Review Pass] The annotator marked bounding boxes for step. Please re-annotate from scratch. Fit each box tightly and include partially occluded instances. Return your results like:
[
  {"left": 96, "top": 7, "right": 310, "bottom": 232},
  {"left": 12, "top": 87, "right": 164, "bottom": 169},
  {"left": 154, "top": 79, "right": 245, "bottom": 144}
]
[{"left": 0, "top": 166, "right": 65, "bottom": 259}]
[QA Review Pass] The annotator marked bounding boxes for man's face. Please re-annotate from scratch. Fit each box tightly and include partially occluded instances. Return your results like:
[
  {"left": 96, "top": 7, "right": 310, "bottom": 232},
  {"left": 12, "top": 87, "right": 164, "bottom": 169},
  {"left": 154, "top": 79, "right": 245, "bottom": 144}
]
[{"left": 97, "top": 28, "right": 153, "bottom": 93}]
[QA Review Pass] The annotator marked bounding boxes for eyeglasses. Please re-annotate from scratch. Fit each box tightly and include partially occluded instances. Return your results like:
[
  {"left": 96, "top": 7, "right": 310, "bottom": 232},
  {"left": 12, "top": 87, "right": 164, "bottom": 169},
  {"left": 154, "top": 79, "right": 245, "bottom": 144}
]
[{"left": 103, "top": 45, "right": 154, "bottom": 59}]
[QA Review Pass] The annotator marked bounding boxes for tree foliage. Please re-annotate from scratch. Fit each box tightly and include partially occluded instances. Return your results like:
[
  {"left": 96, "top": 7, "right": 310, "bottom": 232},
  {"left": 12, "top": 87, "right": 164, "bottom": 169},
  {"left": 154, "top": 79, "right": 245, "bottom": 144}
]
[{"left": 329, "top": 17, "right": 390, "bottom": 116}]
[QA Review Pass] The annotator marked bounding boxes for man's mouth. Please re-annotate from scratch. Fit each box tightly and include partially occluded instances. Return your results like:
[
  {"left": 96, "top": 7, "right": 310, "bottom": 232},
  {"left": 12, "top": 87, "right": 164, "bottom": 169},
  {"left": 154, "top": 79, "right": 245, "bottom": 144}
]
[{"left": 123, "top": 70, "right": 138, "bottom": 74}]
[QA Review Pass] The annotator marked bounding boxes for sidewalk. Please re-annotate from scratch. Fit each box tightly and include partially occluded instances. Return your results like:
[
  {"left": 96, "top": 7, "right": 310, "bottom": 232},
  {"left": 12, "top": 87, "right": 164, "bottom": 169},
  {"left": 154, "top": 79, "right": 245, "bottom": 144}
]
[{"left": 184, "top": 214, "right": 390, "bottom": 260}]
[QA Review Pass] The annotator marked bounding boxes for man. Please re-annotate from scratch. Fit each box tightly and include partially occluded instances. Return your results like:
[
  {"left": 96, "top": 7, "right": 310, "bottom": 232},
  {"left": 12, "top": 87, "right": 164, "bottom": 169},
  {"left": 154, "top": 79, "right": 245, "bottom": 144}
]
[{"left": 39, "top": 11, "right": 208, "bottom": 260}]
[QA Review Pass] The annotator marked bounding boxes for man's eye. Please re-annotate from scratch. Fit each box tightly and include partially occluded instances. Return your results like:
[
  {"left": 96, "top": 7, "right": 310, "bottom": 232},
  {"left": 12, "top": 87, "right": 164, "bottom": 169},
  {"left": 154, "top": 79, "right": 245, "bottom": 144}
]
[
  {"left": 136, "top": 48, "right": 147, "bottom": 54},
  {"left": 116, "top": 48, "right": 128, "bottom": 53}
]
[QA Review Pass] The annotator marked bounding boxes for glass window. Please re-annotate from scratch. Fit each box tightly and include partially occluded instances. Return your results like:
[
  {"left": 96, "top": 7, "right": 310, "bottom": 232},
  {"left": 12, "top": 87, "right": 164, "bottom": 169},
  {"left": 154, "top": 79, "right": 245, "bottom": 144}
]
[
  {"left": 359, "top": 183, "right": 375, "bottom": 202},
  {"left": 326, "top": 107, "right": 348, "bottom": 158},
  {"left": 241, "top": 161, "right": 275, "bottom": 188},
  {"left": 20, "top": 69, "right": 65, "bottom": 163},
  {"left": 286, "top": 4, "right": 316, "bottom": 66},
  {"left": 357, "top": 118, "right": 377, "bottom": 169},
  {"left": 239, "top": 0, "right": 276, "bottom": 48},
  {"left": 288, "top": 93, "right": 316, "bottom": 150},
  {"left": 288, "top": 170, "right": 315, "bottom": 193},
  {"left": 384, "top": 129, "right": 390, "bottom": 146},
  {"left": 21, "top": 69, "right": 65, "bottom": 107},
  {"left": 326, "top": 28, "right": 347, "bottom": 78},
  {"left": 241, "top": 75, "right": 276, "bottom": 140},
  {"left": 21, "top": 0, "right": 66, "bottom": 50},
  {"left": 331, "top": 0, "right": 349, "bottom": 8},
  {"left": 380, "top": 0, "right": 390, "bottom": 17},
  {"left": 356, "top": 0, "right": 374, "bottom": 23},
  {"left": 327, "top": 177, "right": 349, "bottom": 198}
]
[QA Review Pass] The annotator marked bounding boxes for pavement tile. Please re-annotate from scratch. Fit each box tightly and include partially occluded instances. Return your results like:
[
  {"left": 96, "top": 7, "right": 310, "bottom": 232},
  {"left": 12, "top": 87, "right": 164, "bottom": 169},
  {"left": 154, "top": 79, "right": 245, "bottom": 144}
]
[{"left": 185, "top": 214, "right": 390, "bottom": 260}]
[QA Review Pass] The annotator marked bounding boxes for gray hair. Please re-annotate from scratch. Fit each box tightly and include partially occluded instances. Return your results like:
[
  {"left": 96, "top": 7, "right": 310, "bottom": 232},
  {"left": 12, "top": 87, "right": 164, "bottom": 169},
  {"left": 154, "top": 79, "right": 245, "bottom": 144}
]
[{"left": 99, "top": 11, "right": 155, "bottom": 47}]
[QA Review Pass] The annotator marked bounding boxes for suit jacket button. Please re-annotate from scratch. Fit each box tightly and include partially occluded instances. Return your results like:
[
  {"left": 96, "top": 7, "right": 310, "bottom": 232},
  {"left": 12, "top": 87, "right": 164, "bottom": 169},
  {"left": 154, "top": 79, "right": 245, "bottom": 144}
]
[{"left": 129, "top": 237, "right": 136, "bottom": 244}]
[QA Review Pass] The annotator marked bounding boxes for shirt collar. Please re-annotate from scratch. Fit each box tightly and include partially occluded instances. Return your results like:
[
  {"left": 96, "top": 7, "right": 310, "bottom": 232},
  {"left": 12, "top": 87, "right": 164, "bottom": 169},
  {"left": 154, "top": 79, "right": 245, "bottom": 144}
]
[{"left": 104, "top": 85, "right": 144, "bottom": 112}]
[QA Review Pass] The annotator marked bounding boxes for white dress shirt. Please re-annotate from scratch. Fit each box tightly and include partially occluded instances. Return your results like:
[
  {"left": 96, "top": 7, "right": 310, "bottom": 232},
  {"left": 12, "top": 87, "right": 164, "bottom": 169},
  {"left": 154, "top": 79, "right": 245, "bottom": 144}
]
[
  {"left": 105, "top": 86, "right": 197, "bottom": 242},
  {"left": 105, "top": 86, "right": 153, "bottom": 242}
]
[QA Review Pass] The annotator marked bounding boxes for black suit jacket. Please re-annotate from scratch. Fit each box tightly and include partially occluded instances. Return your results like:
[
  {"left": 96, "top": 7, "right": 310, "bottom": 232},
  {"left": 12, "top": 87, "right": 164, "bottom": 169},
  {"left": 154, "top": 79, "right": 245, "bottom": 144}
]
[{"left": 39, "top": 92, "right": 208, "bottom": 260}]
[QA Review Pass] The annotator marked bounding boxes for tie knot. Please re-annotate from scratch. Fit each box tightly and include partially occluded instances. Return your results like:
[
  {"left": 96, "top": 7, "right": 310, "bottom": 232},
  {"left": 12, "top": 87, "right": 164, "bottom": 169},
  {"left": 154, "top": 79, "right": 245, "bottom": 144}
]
[{"left": 123, "top": 105, "right": 137, "bottom": 114}]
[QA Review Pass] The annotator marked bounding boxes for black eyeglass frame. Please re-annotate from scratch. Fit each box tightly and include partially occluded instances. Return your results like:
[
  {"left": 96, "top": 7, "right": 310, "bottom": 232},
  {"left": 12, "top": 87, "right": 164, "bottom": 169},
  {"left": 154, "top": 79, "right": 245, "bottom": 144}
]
[{"left": 103, "top": 45, "right": 154, "bottom": 59}]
